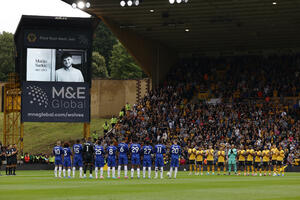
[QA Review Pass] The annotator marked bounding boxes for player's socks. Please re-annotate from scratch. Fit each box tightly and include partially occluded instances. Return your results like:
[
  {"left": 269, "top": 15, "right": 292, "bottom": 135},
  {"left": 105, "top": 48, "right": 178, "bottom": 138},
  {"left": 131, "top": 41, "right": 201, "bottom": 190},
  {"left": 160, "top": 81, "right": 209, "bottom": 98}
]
[
  {"left": 89, "top": 165, "right": 93, "bottom": 176},
  {"left": 84, "top": 165, "right": 87, "bottom": 175},
  {"left": 63, "top": 169, "right": 66, "bottom": 178},
  {"left": 189, "top": 165, "right": 192, "bottom": 175},
  {"left": 124, "top": 165, "right": 128, "bottom": 178},
  {"left": 224, "top": 167, "right": 226, "bottom": 175},
  {"left": 112, "top": 167, "right": 116, "bottom": 178},
  {"left": 72, "top": 167, "right": 76, "bottom": 178},
  {"left": 154, "top": 167, "right": 158, "bottom": 178},
  {"left": 58, "top": 167, "right": 62, "bottom": 178},
  {"left": 54, "top": 166, "right": 58, "bottom": 177},
  {"left": 217, "top": 167, "right": 220, "bottom": 175},
  {"left": 95, "top": 167, "right": 98, "bottom": 179},
  {"left": 160, "top": 167, "right": 163, "bottom": 179},
  {"left": 117, "top": 165, "right": 121, "bottom": 178},
  {"left": 207, "top": 166, "right": 210, "bottom": 174},
  {"left": 143, "top": 167, "right": 146, "bottom": 178},
  {"left": 137, "top": 168, "right": 140, "bottom": 178},
  {"left": 9, "top": 168, "right": 12, "bottom": 175},
  {"left": 174, "top": 167, "right": 178, "bottom": 179},
  {"left": 169, "top": 167, "right": 173, "bottom": 178},
  {"left": 67, "top": 169, "right": 71, "bottom": 178},
  {"left": 131, "top": 168, "right": 134, "bottom": 178},
  {"left": 148, "top": 167, "right": 151, "bottom": 178},
  {"left": 107, "top": 167, "right": 111, "bottom": 178},
  {"left": 251, "top": 166, "right": 254, "bottom": 175},
  {"left": 79, "top": 167, "right": 83, "bottom": 178},
  {"left": 13, "top": 167, "right": 16, "bottom": 175},
  {"left": 100, "top": 167, "right": 103, "bottom": 178},
  {"left": 212, "top": 166, "right": 215, "bottom": 174},
  {"left": 6, "top": 167, "right": 8, "bottom": 175}
]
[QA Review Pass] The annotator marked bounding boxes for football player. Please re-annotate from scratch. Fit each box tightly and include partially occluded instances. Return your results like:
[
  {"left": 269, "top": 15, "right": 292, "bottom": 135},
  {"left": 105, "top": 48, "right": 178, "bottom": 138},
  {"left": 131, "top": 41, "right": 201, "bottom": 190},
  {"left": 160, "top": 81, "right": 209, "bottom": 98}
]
[
  {"left": 53, "top": 141, "right": 63, "bottom": 178},
  {"left": 117, "top": 138, "right": 129, "bottom": 179}
]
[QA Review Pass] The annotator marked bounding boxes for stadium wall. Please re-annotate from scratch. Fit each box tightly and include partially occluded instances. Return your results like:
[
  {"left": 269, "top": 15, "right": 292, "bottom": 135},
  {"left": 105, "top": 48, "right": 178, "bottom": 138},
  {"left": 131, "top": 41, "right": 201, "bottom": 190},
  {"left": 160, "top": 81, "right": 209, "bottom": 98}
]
[{"left": 0, "top": 79, "right": 150, "bottom": 118}]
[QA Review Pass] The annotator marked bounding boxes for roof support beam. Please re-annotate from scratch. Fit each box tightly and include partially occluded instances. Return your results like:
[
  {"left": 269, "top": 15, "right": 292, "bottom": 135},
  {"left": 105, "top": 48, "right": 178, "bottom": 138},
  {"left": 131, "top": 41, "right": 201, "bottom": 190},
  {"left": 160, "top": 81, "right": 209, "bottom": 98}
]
[{"left": 99, "top": 16, "right": 179, "bottom": 88}]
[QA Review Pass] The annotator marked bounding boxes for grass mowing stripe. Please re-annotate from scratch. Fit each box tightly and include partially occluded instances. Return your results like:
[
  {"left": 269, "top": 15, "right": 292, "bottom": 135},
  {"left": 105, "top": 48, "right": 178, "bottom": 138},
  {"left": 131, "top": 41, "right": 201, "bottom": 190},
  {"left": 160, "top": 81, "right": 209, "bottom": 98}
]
[{"left": 0, "top": 171, "right": 299, "bottom": 200}]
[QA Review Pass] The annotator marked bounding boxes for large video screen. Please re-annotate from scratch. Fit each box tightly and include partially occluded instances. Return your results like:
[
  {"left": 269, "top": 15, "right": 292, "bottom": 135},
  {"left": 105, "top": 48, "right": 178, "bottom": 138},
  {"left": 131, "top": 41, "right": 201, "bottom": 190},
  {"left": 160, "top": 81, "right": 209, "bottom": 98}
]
[{"left": 26, "top": 48, "right": 87, "bottom": 82}]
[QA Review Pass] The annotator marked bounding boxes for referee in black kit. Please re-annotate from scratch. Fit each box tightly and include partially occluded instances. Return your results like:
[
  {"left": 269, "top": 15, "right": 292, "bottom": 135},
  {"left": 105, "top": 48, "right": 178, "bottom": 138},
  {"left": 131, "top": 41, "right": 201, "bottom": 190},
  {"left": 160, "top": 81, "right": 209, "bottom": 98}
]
[{"left": 82, "top": 138, "right": 94, "bottom": 178}]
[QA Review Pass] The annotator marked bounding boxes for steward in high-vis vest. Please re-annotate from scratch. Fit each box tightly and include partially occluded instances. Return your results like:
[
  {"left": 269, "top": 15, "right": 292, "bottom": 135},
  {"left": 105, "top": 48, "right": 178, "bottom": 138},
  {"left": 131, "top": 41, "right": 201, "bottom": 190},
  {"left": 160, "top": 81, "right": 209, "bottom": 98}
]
[{"left": 103, "top": 121, "right": 109, "bottom": 134}]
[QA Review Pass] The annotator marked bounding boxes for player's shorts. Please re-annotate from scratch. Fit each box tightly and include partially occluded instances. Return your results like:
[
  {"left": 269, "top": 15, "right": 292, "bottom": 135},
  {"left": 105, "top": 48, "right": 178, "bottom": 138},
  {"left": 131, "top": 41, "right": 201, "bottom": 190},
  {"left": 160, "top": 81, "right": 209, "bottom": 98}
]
[
  {"left": 83, "top": 156, "right": 93, "bottom": 164},
  {"left": 73, "top": 156, "right": 83, "bottom": 167},
  {"left": 254, "top": 162, "right": 260, "bottom": 168},
  {"left": 155, "top": 156, "right": 164, "bottom": 167},
  {"left": 263, "top": 161, "right": 269, "bottom": 167},
  {"left": 6, "top": 157, "right": 12, "bottom": 165},
  {"left": 143, "top": 158, "right": 152, "bottom": 167},
  {"left": 196, "top": 161, "right": 203, "bottom": 165},
  {"left": 63, "top": 158, "right": 72, "bottom": 168},
  {"left": 107, "top": 157, "right": 116, "bottom": 167},
  {"left": 11, "top": 157, "right": 17, "bottom": 165},
  {"left": 118, "top": 155, "right": 128, "bottom": 165},
  {"left": 95, "top": 158, "right": 105, "bottom": 168},
  {"left": 276, "top": 161, "right": 283, "bottom": 166},
  {"left": 238, "top": 161, "right": 245, "bottom": 167},
  {"left": 131, "top": 156, "right": 140, "bottom": 165},
  {"left": 246, "top": 161, "right": 253, "bottom": 166},
  {"left": 207, "top": 160, "right": 213, "bottom": 165},
  {"left": 170, "top": 157, "right": 179, "bottom": 167},
  {"left": 189, "top": 160, "right": 195, "bottom": 165},
  {"left": 55, "top": 158, "right": 63, "bottom": 166},
  {"left": 272, "top": 160, "right": 277, "bottom": 166},
  {"left": 218, "top": 162, "right": 224, "bottom": 167}
]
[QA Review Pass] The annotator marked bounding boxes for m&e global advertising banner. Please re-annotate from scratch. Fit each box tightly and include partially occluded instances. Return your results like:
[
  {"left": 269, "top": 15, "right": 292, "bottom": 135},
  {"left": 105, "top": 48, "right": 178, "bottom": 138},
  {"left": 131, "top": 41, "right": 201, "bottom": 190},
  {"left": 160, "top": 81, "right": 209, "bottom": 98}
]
[{"left": 21, "top": 81, "right": 90, "bottom": 122}]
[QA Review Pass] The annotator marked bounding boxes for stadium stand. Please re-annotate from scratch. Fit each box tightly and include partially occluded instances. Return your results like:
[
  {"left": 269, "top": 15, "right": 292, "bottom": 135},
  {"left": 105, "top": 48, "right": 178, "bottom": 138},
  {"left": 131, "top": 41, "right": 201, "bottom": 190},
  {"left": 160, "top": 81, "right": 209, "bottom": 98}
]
[{"left": 102, "top": 55, "right": 300, "bottom": 166}]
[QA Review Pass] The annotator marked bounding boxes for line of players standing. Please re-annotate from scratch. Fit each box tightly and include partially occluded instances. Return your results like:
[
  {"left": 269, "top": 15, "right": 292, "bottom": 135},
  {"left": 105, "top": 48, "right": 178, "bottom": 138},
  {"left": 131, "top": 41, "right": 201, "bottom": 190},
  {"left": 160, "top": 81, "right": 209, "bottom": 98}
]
[
  {"left": 0, "top": 143, "right": 18, "bottom": 176},
  {"left": 53, "top": 138, "right": 181, "bottom": 179},
  {"left": 187, "top": 144, "right": 286, "bottom": 176}
]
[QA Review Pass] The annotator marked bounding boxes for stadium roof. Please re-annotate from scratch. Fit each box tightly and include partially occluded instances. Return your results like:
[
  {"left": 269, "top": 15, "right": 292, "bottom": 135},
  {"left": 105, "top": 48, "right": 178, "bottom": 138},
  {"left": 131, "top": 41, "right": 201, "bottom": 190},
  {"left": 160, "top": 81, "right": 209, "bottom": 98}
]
[{"left": 63, "top": 0, "right": 300, "bottom": 55}]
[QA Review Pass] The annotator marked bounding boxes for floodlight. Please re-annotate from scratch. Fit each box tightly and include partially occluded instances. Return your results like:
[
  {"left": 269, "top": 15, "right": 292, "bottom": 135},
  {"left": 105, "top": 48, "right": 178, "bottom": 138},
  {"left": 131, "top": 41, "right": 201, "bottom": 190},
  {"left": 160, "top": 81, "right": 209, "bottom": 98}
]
[
  {"left": 72, "top": 3, "right": 77, "bottom": 8},
  {"left": 127, "top": 0, "right": 133, "bottom": 6},
  {"left": 120, "top": 1, "right": 126, "bottom": 7},
  {"left": 169, "top": 0, "right": 175, "bottom": 4},
  {"left": 77, "top": 1, "right": 85, "bottom": 9},
  {"left": 176, "top": 0, "right": 182, "bottom": 3},
  {"left": 86, "top": 2, "right": 91, "bottom": 8}
]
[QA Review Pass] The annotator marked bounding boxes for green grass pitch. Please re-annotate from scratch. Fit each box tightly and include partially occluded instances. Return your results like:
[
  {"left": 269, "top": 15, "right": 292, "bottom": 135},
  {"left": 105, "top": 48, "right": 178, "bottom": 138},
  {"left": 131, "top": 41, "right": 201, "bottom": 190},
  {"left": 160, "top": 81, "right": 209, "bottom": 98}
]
[{"left": 0, "top": 171, "right": 300, "bottom": 200}]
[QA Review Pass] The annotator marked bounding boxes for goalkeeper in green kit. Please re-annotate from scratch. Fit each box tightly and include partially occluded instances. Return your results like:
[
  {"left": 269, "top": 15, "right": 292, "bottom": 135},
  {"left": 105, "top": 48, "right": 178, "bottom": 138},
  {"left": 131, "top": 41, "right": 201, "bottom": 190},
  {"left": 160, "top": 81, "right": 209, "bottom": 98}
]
[{"left": 228, "top": 144, "right": 237, "bottom": 175}]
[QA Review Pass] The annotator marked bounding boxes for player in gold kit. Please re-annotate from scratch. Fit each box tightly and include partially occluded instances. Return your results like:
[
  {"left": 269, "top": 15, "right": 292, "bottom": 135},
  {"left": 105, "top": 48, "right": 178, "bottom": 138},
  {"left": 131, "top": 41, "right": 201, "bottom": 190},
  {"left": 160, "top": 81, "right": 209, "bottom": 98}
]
[
  {"left": 217, "top": 146, "right": 226, "bottom": 175},
  {"left": 238, "top": 145, "right": 247, "bottom": 175},
  {"left": 196, "top": 146, "right": 204, "bottom": 175},
  {"left": 188, "top": 147, "right": 196, "bottom": 175},
  {"left": 206, "top": 145, "right": 215, "bottom": 175},
  {"left": 254, "top": 146, "right": 262, "bottom": 176}
]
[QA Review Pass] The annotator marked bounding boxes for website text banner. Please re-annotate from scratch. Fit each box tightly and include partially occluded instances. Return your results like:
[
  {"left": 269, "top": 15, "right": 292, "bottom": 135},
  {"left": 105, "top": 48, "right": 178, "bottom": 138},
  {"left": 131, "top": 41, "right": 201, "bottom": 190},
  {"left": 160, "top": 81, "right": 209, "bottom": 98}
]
[{"left": 21, "top": 81, "right": 90, "bottom": 122}]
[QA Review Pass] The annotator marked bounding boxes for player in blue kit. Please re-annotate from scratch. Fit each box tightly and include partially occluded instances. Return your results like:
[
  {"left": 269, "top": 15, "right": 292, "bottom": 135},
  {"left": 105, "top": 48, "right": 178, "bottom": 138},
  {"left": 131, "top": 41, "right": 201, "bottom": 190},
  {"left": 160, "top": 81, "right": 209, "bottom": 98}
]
[
  {"left": 142, "top": 141, "right": 153, "bottom": 179},
  {"left": 130, "top": 140, "right": 141, "bottom": 179},
  {"left": 53, "top": 141, "right": 63, "bottom": 178},
  {"left": 169, "top": 140, "right": 181, "bottom": 179},
  {"left": 72, "top": 139, "right": 83, "bottom": 178},
  {"left": 117, "top": 139, "right": 129, "bottom": 179},
  {"left": 63, "top": 142, "right": 72, "bottom": 178},
  {"left": 94, "top": 140, "right": 105, "bottom": 179},
  {"left": 154, "top": 143, "right": 166, "bottom": 179},
  {"left": 107, "top": 141, "right": 117, "bottom": 179}
]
